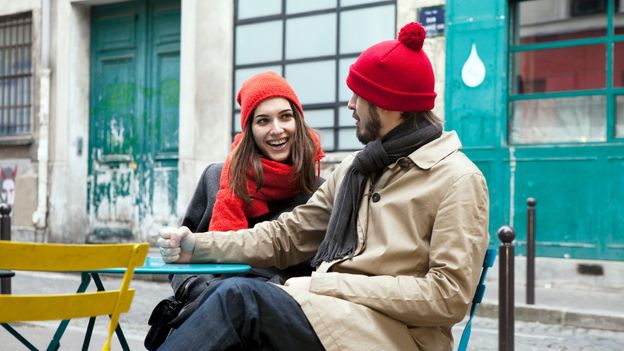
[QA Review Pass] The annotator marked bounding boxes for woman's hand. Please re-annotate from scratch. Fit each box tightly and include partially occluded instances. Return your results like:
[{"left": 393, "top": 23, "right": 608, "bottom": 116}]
[
  {"left": 157, "top": 226, "right": 196, "bottom": 263},
  {"left": 284, "top": 276, "right": 311, "bottom": 291}
]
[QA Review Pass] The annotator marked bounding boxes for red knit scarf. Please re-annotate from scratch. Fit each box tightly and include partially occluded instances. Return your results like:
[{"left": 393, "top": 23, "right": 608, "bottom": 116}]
[{"left": 209, "top": 133, "right": 324, "bottom": 231}]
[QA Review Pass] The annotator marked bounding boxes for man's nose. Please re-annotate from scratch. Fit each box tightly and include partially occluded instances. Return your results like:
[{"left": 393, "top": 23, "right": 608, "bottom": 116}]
[{"left": 347, "top": 94, "right": 357, "bottom": 110}]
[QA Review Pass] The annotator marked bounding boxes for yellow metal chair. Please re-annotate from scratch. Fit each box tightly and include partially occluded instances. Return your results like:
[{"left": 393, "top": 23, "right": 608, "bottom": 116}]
[{"left": 0, "top": 241, "right": 149, "bottom": 351}]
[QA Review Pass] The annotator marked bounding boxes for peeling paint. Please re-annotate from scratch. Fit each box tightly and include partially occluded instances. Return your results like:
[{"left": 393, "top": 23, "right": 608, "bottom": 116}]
[
  {"left": 87, "top": 143, "right": 181, "bottom": 241},
  {"left": 109, "top": 119, "right": 126, "bottom": 147}
]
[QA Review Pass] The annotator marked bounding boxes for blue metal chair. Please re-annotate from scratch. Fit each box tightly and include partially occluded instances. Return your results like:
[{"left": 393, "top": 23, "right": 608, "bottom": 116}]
[{"left": 457, "top": 248, "right": 497, "bottom": 351}]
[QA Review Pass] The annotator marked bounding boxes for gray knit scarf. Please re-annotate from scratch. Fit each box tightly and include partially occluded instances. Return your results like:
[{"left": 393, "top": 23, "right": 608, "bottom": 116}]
[{"left": 311, "top": 117, "right": 443, "bottom": 268}]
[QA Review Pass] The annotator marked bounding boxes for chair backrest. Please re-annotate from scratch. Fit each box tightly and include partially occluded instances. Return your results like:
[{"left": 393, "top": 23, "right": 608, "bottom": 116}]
[
  {"left": 457, "top": 248, "right": 497, "bottom": 351},
  {"left": 0, "top": 241, "right": 148, "bottom": 350}
]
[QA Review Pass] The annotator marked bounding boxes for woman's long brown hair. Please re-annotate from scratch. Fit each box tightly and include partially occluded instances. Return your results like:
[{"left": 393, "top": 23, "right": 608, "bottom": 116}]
[{"left": 228, "top": 101, "right": 319, "bottom": 204}]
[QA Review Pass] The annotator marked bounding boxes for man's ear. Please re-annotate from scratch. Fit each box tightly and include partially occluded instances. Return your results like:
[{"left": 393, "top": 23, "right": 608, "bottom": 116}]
[
  {"left": 378, "top": 107, "right": 403, "bottom": 127},
  {"left": 377, "top": 105, "right": 401, "bottom": 117}
]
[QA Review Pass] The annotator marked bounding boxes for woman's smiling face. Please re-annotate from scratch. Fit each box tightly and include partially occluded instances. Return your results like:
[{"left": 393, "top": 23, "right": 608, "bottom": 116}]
[{"left": 251, "top": 97, "right": 297, "bottom": 163}]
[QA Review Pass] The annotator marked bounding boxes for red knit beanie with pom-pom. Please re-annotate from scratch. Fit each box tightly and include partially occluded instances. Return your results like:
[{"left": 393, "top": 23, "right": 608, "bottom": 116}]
[{"left": 346, "top": 22, "right": 437, "bottom": 112}]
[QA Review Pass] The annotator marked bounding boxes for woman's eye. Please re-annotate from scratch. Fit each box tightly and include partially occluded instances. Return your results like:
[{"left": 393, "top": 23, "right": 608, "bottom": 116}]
[
  {"left": 280, "top": 113, "right": 293, "bottom": 120},
  {"left": 255, "top": 118, "right": 268, "bottom": 125}
]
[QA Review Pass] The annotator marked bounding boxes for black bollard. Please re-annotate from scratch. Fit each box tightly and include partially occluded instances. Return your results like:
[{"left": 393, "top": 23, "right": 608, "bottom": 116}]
[
  {"left": 498, "top": 225, "right": 515, "bottom": 351},
  {"left": 0, "top": 203, "right": 12, "bottom": 294},
  {"left": 526, "top": 198, "right": 536, "bottom": 305}
]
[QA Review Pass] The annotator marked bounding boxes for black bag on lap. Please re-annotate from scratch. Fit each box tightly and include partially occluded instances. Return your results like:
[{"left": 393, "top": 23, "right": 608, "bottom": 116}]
[{"left": 144, "top": 274, "right": 216, "bottom": 351}]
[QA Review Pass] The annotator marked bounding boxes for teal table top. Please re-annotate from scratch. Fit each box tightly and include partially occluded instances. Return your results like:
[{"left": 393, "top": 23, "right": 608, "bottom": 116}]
[{"left": 89, "top": 256, "right": 252, "bottom": 275}]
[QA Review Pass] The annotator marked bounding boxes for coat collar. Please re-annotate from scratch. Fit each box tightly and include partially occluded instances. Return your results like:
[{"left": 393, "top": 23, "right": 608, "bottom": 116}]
[{"left": 405, "top": 131, "right": 462, "bottom": 170}]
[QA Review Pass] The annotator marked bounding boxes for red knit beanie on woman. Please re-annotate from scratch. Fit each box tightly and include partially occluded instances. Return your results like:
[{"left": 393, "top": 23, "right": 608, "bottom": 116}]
[
  {"left": 209, "top": 71, "right": 324, "bottom": 231},
  {"left": 347, "top": 22, "right": 437, "bottom": 111},
  {"left": 237, "top": 71, "right": 306, "bottom": 131}
]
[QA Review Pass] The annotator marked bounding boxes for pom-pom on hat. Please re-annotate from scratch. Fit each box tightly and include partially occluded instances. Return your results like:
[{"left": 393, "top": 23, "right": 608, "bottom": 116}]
[
  {"left": 237, "top": 71, "right": 304, "bottom": 130},
  {"left": 346, "top": 22, "right": 437, "bottom": 112}
]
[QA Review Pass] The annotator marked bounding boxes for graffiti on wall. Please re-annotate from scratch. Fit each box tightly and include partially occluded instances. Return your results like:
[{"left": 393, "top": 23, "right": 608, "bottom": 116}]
[{"left": 0, "top": 165, "right": 17, "bottom": 206}]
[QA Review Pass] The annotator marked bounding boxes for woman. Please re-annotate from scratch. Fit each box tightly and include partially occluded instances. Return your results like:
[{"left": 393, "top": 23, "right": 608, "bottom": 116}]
[
  {"left": 182, "top": 71, "right": 324, "bottom": 234},
  {"left": 145, "top": 72, "right": 324, "bottom": 350}
]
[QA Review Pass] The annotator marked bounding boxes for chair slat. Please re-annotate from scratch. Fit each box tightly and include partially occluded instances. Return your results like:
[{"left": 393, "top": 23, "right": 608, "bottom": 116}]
[
  {"left": 0, "top": 242, "right": 148, "bottom": 271},
  {"left": 0, "top": 290, "right": 135, "bottom": 323}
]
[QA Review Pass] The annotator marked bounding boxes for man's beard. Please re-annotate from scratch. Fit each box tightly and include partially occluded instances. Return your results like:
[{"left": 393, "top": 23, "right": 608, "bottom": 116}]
[{"left": 355, "top": 105, "right": 382, "bottom": 144}]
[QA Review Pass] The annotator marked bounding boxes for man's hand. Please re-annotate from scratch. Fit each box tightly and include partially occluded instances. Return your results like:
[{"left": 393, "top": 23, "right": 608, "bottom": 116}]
[
  {"left": 157, "top": 226, "right": 196, "bottom": 263},
  {"left": 284, "top": 276, "right": 311, "bottom": 291}
]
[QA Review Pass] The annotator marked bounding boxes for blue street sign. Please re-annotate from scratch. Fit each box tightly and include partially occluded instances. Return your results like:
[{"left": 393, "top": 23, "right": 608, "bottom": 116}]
[{"left": 418, "top": 5, "right": 445, "bottom": 37}]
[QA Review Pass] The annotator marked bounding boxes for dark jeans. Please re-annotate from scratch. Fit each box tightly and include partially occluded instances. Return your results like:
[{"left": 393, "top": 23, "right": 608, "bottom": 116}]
[{"left": 157, "top": 277, "right": 325, "bottom": 351}]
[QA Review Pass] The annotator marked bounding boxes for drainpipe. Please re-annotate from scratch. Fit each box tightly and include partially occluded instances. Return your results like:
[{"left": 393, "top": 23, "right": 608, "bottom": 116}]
[{"left": 32, "top": 0, "right": 51, "bottom": 239}]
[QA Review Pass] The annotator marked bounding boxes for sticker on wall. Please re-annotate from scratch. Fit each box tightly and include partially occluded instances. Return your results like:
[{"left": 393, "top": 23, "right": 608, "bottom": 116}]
[
  {"left": 0, "top": 165, "right": 17, "bottom": 206},
  {"left": 461, "top": 43, "right": 486, "bottom": 88}
]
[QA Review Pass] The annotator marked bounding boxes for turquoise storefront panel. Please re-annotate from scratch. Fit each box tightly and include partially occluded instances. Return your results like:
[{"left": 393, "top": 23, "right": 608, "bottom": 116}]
[
  {"left": 446, "top": 0, "right": 509, "bottom": 245},
  {"left": 446, "top": 0, "right": 623, "bottom": 261}
]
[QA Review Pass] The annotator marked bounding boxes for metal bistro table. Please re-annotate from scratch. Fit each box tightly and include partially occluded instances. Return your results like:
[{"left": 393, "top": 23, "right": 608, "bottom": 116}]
[{"left": 49, "top": 256, "right": 251, "bottom": 351}]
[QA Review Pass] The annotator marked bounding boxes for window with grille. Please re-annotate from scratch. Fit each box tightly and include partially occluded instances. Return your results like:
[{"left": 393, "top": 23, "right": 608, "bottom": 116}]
[
  {"left": 0, "top": 12, "right": 32, "bottom": 137},
  {"left": 509, "top": 0, "right": 624, "bottom": 143},
  {"left": 233, "top": 0, "right": 396, "bottom": 151}
]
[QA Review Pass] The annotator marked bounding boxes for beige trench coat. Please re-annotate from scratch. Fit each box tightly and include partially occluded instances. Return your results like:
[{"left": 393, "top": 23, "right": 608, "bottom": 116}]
[{"left": 192, "top": 131, "right": 490, "bottom": 351}]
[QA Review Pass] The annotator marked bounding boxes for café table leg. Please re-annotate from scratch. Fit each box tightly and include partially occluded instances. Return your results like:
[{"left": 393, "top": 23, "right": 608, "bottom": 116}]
[
  {"left": 2, "top": 323, "right": 38, "bottom": 351},
  {"left": 90, "top": 273, "right": 131, "bottom": 351},
  {"left": 81, "top": 314, "right": 97, "bottom": 351},
  {"left": 47, "top": 272, "right": 92, "bottom": 351}
]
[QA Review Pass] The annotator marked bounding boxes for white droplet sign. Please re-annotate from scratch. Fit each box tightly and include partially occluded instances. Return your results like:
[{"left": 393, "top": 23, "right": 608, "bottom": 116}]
[{"left": 461, "top": 43, "right": 486, "bottom": 88}]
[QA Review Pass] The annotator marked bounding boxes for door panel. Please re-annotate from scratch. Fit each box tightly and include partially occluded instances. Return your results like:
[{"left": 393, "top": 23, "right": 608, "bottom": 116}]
[
  {"left": 513, "top": 154, "right": 600, "bottom": 258},
  {"left": 91, "top": 67, "right": 138, "bottom": 224},
  {"left": 606, "top": 156, "right": 624, "bottom": 260},
  {"left": 88, "top": 0, "right": 180, "bottom": 241},
  {"left": 146, "top": 1, "right": 180, "bottom": 222}
]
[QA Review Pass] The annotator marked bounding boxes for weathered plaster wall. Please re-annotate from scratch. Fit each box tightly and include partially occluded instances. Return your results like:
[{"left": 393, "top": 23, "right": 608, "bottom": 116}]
[
  {"left": 47, "top": 1, "right": 91, "bottom": 242},
  {"left": 177, "top": 0, "right": 233, "bottom": 219}
]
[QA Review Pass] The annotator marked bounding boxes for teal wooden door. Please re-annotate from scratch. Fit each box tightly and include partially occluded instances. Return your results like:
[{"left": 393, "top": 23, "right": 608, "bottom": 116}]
[{"left": 88, "top": 0, "right": 180, "bottom": 241}]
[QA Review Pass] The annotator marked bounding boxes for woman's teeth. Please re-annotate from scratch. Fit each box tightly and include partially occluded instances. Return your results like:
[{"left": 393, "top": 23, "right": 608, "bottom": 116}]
[{"left": 267, "top": 138, "right": 287, "bottom": 146}]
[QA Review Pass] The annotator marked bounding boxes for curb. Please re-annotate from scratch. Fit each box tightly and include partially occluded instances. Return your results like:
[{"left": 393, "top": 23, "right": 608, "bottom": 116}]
[{"left": 477, "top": 302, "right": 624, "bottom": 332}]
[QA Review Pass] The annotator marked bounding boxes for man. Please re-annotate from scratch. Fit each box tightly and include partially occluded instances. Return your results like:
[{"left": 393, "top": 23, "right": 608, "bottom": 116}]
[{"left": 158, "top": 22, "right": 489, "bottom": 351}]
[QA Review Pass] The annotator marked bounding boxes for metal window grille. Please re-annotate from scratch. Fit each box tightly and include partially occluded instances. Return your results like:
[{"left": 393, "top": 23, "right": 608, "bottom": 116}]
[
  {"left": 0, "top": 12, "right": 32, "bottom": 137},
  {"left": 233, "top": 1, "right": 397, "bottom": 152}
]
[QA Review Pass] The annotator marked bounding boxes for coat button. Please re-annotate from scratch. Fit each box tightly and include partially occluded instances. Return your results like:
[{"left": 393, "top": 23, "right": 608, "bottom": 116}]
[
  {"left": 371, "top": 193, "right": 381, "bottom": 203},
  {"left": 398, "top": 158, "right": 410, "bottom": 169}
]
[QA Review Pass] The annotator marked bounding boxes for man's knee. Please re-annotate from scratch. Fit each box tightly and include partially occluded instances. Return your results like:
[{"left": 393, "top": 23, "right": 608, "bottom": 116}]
[
  {"left": 212, "top": 277, "right": 268, "bottom": 302},
  {"left": 217, "top": 276, "right": 266, "bottom": 289}
]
